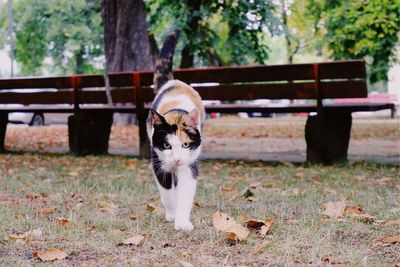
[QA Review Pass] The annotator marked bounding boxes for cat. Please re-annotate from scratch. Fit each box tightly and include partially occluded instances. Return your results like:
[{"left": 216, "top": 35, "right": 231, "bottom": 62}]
[{"left": 147, "top": 30, "right": 204, "bottom": 232}]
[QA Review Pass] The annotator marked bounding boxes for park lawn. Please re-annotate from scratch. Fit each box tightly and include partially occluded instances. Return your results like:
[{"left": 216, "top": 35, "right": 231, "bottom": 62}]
[{"left": 0, "top": 154, "right": 399, "bottom": 266}]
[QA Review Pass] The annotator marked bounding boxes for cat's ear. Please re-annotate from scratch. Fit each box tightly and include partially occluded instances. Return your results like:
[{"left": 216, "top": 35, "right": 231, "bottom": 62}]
[
  {"left": 150, "top": 109, "right": 165, "bottom": 126},
  {"left": 185, "top": 109, "right": 199, "bottom": 128}
]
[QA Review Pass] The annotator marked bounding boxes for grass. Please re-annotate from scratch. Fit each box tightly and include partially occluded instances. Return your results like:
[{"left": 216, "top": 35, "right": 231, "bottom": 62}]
[{"left": 0, "top": 154, "right": 399, "bottom": 266}]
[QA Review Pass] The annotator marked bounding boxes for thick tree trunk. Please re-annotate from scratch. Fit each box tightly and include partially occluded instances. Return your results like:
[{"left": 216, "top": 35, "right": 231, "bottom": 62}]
[{"left": 102, "top": 0, "right": 158, "bottom": 72}]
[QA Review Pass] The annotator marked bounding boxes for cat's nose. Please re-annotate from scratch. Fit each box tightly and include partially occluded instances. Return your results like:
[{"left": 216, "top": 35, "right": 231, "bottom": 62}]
[{"left": 174, "top": 159, "right": 181, "bottom": 165}]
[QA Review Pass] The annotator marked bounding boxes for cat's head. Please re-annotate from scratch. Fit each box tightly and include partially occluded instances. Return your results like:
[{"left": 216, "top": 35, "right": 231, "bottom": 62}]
[{"left": 150, "top": 109, "right": 201, "bottom": 170}]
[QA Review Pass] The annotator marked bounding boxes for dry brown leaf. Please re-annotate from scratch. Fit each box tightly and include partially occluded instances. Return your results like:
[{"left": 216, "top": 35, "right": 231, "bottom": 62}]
[
  {"left": 253, "top": 240, "right": 269, "bottom": 254},
  {"left": 8, "top": 234, "right": 29, "bottom": 244},
  {"left": 36, "top": 207, "right": 56, "bottom": 216},
  {"left": 374, "top": 235, "right": 400, "bottom": 247},
  {"left": 130, "top": 212, "right": 139, "bottom": 220},
  {"left": 33, "top": 248, "right": 68, "bottom": 261},
  {"left": 344, "top": 204, "right": 363, "bottom": 215},
  {"left": 238, "top": 214, "right": 249, "bottom": 223},
  {"left": 385, "top": 219, "right": 400, "bottom": 226},
  {"left": 322, "top": 198, "right": 346, "bottom": 219},
  {"left": 350, "top": 213, "right": 375, "bottom": 223},
  {"left": 194, "top": 201, "right": 201, "bottom": 208},
  {"left": 219, "top": 186, "right": 238, "bottom": 199},
  {"left": 125, "top": 161, "right": 137, "bottom": 170},
  {"left": 260, "top": 219, "right": 274, "bottom": 236},
  {"left": 57, "top": 217, "right": 71, "bottom": 228},
  {"left": 246, "top": 196, "right": 257, "bottom": 202},
  {"left": 246, "top": 219, "right": 267, "bottom": 230},
  {"left": 145, "top": 203, "right": 164, "bottom": 215},
  {"left": 212, "top": 212, "right": 249, "bottom": 242},
  {"left": 120, "top": 235, "right": 145, "bottom": 246},
  {"left": 249, "top": 182, "right": 261, "bottom": 189},
  {"left": 98, "top": 201, "right": 117, "bottom": 213},
  {"left": 26, "top": 192, "right": 41, "bottom": 200}
]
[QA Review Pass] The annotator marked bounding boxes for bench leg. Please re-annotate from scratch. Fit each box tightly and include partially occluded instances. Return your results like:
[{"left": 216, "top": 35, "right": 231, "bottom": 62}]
[
  {"left": 0, "top": 112, "right": 7, "bottom": 152},
  {"left": 68, "top": 112, "right": 113, "bottom": 156},
  {"left": 305, "top": 111, "right": 352, "bottom": 164}
]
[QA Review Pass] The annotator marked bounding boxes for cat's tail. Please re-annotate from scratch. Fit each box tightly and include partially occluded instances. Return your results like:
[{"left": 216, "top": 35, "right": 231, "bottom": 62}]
[{"left": 153, "top": 30, "right": 180, "bottom": 94}]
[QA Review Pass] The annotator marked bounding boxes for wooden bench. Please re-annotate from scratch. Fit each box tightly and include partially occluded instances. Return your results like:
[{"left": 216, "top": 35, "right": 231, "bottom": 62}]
[{"left": 0, "top": 59, "right": 395, "bottom": 164}]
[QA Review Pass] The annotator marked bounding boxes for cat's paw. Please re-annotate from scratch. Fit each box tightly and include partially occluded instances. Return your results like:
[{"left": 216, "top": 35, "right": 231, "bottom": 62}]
[
  {"left": 165, "top": 212, "right": 175, "bottom": 222},
  {"left": 174, "top": 220, "right": 194, "bottom": 232}
]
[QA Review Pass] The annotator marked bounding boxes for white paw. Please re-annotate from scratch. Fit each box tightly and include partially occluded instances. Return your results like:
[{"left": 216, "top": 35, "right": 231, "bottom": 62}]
[
  {"left": 165, "top": 212, "right": 175, "bottom": 222},
  {"left": 174, "top": 220, "right": 194, "bottom": 232}
]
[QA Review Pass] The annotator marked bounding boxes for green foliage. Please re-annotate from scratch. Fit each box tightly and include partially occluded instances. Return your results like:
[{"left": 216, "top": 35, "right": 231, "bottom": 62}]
[
  {"left": 147, "top": 0, "right": 280, "bottom": 67},
  {"left": 308, "top": 0, "right": 400, "bottom": 83},
  {"left": 1, "top": 0, "right": 103, "bottom": 76}
]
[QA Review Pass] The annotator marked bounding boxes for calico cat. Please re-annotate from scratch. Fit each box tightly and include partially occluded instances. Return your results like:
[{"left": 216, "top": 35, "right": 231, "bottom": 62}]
[{"left": 147, "top": 30, "right": 204, "bottom": 232}]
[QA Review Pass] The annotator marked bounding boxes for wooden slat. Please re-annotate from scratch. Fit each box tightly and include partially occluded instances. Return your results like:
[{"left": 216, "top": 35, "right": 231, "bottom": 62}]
[
  {"left": 0, "top": 91, "right": 74, "bottom": 104},
  {"left": 191, "top": 82, "right": 317, "bottom": 100},
  {"left": 319, "top": 60, "right": 366, "bottom": 79},
  {"left": 111, "top": 88, "right": 135, "bottom": 103},
  {"left": 0, "top": 76, "right": 74, "bottom": 89},
  {"left": 320, "top": 80, "right": 367, "bottom": 98}
]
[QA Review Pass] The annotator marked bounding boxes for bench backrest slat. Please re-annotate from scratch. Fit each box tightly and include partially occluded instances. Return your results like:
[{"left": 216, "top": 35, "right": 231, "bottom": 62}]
[{"left": 0, "top": 60, "right": 367, "bottom": 106}]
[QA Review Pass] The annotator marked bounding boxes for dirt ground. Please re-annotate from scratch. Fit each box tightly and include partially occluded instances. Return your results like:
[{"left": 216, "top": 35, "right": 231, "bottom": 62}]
[{"left": 4, "top": 115, "right": 400, "bottom": 164}]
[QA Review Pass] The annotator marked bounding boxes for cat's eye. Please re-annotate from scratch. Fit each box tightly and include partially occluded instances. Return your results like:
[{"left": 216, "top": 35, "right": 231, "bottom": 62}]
[
  {"left": 163, "top": 142, "right": 171, "bottom": 149},
  {"left": 182, "top": 142, "right": 190, "bottom": 148}
]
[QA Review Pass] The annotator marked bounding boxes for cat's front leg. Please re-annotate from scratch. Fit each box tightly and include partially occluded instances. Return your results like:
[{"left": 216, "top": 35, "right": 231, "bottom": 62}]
[
  {"left": 174, "top": 164, "right": 197, "bottom": 232},
  {"left": 157, "top": 183, "right": 176, "bottom": 222}
]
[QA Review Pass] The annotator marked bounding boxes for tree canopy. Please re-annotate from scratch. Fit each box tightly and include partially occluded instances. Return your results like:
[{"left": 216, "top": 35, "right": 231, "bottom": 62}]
[
  {"left": 307, "top": 0, "right": 400, "bottom": 83},
  {"left": 147, "top": 0, "right": 280, "bottom": 68},
  {"left": 0, "top": 0, "right": 103, "bottom": 75},
  {"left": 0, "top": 0, "right": 398, "bottom": 85}
]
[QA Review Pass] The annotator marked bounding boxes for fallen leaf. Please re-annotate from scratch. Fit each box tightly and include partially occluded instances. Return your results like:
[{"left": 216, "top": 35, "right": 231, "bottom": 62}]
[
  {"left": 119, "top": 235, "right": 145, "bottom": 246},
  {"left": 322, "top": 198, "right": 346, "bottom": 219},
  {"left": 212, "top": 212, "right": 249, "bottom": 242},
  {"left": 130, "top": 212, "right": 139, "bottom": 220},
  {"left": 194, "top": 201, "right": 201, "bottom": 208},
  {"left": 33, "top": 248, "right": 68, "bottom": 261},
  {"left": 8, "top": 234, "right": 29, "bottom": 244},
  {"left": 260, "top": 220, "right": 274, "bottom": 236},
  {"left": 57, "top": 217, "right": 71, "bottom": 228},
  {"left": 350, "top": 213, "right": 375, "bottom": 223},
  {"left": 98, "top": 201, "right": 117, "bottom": 213},
  {"left": 253, "top": 240, "right": 269, "bottom": 254},
  {"left": 246, "top": 219, "right": 267, "bottom": 230},
  {"left": 320, "top": 255, "right": 348, "bottom": 265},
  {"left": 249, "top": 182, "right": 261, "bottom": 189},
  {"left": 36, "top": 207, "right": 56, "bottom": 216},
  {"left": 246, "top": 196, "right": 257, "bottom": 202},
  {"left": 219, "top": 186, "right": 238, "bottom": 199},
  {"left": 374, "top": 235, "right": 400, "bottom": 247},
  {"left": 26, "top": 193, "right": 41, "bottom": 200},
  {"left": 145, "top": 203, "right": 164, "bottom": 215},
  {"left": 344, "top": 204, "right": 363, "bottom": 215},
  {"left": 125, "top": 161, "right": 137, "bottom": 170},
  {"left": 385, "top": 219, "right": 400, "bottom": 226}
]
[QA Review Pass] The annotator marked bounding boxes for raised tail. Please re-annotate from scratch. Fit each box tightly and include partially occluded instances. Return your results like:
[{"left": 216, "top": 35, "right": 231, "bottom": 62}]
[{"left": 153, "top": 30, "right": 180, "bottom": 93}]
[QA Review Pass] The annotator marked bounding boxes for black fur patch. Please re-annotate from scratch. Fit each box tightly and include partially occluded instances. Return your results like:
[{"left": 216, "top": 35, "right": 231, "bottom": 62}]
[
  {"left": 152, "top": 120, "right": 178, "bottom": 151},
  {"left": 183, "top": 128, "right": 201, "bottom": 150},
  {"left": 190, "top": 161, "right": 199, "bottom": 177},
  {"left": 151, "top": 149, "right": 175, "bottom": 189}
]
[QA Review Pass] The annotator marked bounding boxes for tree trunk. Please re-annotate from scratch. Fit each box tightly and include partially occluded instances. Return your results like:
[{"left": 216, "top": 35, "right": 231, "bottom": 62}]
[{"left": 102, "top": 0, "right": 158, "bottom": 72}]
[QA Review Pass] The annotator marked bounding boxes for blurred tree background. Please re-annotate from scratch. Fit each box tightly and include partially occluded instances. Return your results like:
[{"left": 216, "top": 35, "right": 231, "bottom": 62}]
[{"left": 0, "top": 0, "right": 399, "bottom": 88}]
